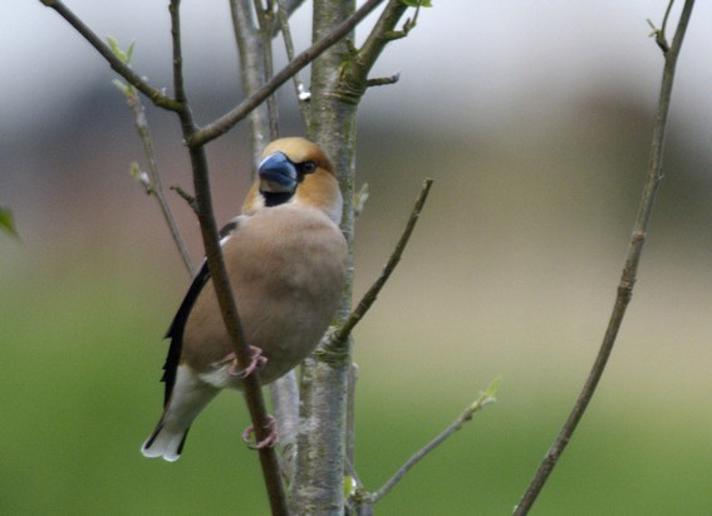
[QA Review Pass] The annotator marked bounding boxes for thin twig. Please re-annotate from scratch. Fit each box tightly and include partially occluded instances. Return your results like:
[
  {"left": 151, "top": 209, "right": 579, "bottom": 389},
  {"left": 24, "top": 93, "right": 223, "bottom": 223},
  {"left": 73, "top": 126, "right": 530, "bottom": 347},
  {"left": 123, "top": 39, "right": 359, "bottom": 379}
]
[
  {"left": 276, "top": 0, "right": 310, "bottom": 128},
  {"left": 661, "top": 0, "right": 675, "bottom": 37},
  {"left": 126, "top": 91, "right": 194, "bottom": 275},
  {"left": 365, "top": 73, "right": 400, "bottom": 88},
  {"left": 514, "top": 2, "right": 695, "bottom": 514},
  {"left": 188, "top": 0, "right": 387, "bottom": 146},
  {"left": 332, "top": 178, "right": 433, "bottom": 346},
  {"left": 269, "top": 0, "right": 305, "bottom": 37},
  {"left": 253, "top": 0, "right": 280, "bottom": 139},
  {"left": 39, "top": 0, "right": 180, "bottom": 111},
  {"left": 167, "top": 2, "right": 288, "bottom": 514},
  {"left": 334, "top": 0, "right": 410, "bottom": 104},
  {"left": 356, "top": 0, "right": 409, "bottom": 72},
  {"left": 170, "top": 185, "right": 199, "bottom": 215},
  {"left": 229, "top": 0, "right": 272, "bottom": 165},
  {"left": 647, "top": 0, "right": 675, "bottom": 52},
  {"left": 365, "top": 378, "right": 499, "bottom": 505}
]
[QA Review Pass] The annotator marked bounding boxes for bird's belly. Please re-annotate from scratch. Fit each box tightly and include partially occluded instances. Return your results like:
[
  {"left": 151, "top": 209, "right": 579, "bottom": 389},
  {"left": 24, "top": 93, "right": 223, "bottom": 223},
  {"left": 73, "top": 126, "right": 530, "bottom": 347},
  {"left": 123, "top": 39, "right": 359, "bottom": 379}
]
[
  {"left": 238, "top": 268, "right": 341, "bottom": 385},
  {"left": 185, "top": 214, "right": 346, "bottom": 389}
]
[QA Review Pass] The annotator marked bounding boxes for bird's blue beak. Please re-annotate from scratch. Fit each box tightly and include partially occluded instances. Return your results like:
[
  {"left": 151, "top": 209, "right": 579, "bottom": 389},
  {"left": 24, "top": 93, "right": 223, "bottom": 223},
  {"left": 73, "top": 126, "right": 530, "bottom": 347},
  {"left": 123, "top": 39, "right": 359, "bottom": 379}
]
[{"left": 258, "top": 152, "right": 298, "bottom": 193}]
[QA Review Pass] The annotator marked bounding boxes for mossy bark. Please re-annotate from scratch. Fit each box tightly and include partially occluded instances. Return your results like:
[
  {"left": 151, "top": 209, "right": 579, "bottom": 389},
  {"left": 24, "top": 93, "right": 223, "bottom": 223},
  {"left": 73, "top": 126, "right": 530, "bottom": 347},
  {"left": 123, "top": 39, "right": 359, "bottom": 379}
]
[{"left": 292, "top": 1, "right": 358, "bottom": 514}]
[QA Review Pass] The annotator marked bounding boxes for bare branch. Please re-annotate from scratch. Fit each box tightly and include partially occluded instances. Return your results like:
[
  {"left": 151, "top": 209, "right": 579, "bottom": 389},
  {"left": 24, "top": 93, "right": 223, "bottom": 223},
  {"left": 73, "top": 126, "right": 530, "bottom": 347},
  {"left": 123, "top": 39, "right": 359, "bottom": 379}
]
[
  {"left": 332, "top": 178, "right": 433, "bottom": 346},
  {"left": 170, "top": 185, "right": 199, "bottom": 215},
  {"left": 126, "top": 90, "right": 195, "bottom": 276},
  {"left": 188, "top": 0, "right": 387, "bottom": 147},
  {"left": 168, "top": 2, "right": 288, "bottom": 513},
  {"left": 514, "top": 2, "right": 695, "bottom": 514},
  {"left": 276, "top": 0, "right": 310, "bottom": 128},
  {"left": 364, "top": 378, "right": 499, "bottom": 505},
  {"left": 357, "top": 1, "right": 410, "bottom": 66},
  {"left": 252, "top": 0, "right": 280, "bottom": 139},
  {"left": 365, "top": 73, "right": 400, "bottom": 88},
  {"left": 229, "top": 0, "right": 274, "bottom": 165},
  {"left": 39, "top": 0, "right": 181, "bottom": 111},
  {"left": 269, "top": 370, "right": 300, "bottom": 483},
  {"left": 332, "top": 0, "right": 414, "bottom": 104},
  {"left": 646, "top": 0, "right": 675, "bottom": 53},
  {"left": 270, "top": 0, "right": 306, "bottom": 37},
  {"left": 346, "top": 362, "right": 359, "bottom": 472}
]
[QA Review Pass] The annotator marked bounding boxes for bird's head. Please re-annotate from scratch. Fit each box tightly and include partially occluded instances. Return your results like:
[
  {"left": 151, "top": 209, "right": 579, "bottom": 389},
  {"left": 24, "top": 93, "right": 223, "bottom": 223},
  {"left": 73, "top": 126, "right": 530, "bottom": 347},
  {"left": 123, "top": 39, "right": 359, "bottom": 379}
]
[{"left": 243, "top": 137, "right": 343, "bottom": 224}]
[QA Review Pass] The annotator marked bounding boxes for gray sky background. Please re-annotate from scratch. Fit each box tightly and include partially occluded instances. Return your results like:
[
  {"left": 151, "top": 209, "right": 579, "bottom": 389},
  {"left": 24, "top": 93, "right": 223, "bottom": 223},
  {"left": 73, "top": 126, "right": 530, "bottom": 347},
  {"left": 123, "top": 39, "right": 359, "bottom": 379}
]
[{"left": 5, "top": 1, "right": 712, "bottom": 141}]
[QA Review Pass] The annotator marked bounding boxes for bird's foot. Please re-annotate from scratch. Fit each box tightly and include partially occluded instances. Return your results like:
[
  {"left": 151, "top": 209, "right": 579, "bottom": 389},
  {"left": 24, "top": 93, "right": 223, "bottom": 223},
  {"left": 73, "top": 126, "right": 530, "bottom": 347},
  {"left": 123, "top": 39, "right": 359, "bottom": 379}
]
[
  {"left": 222, "top": 346, "right": 268, "bottom": 378},
  {"left": 242, "top": 415, "right": 278, "bottom": 449}
]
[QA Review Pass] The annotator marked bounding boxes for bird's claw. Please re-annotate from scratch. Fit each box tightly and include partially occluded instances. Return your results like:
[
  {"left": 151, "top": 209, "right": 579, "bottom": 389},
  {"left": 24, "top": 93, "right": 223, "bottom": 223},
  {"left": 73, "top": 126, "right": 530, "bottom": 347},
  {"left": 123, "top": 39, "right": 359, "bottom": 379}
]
[
  {"left": 242, "top": 415, "right": 278, "bottom": 450},
  {"left": 224, "top": 346, "right": 268, "bottom": 378}
]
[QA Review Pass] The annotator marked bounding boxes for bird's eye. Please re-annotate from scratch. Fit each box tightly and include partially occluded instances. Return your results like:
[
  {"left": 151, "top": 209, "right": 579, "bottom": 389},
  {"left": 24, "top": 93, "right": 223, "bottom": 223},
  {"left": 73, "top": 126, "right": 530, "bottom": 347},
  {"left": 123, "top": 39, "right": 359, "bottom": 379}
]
[{"left": 302, "top": 161, "right": 317, "bottom": 173}]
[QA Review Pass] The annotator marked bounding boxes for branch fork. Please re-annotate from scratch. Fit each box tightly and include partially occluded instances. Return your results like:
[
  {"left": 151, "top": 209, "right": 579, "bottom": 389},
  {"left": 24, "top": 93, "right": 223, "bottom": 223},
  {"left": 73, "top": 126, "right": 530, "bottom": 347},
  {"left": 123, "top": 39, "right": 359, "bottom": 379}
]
[{"left": 350, "top": 378, "right": 500, "bottom": 512}]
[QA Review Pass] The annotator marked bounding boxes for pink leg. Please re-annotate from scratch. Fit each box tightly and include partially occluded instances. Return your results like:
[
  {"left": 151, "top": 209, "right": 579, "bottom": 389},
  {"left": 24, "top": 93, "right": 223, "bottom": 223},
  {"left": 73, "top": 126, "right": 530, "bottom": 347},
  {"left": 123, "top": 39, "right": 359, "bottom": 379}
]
[
  {"left": 223, "top": 346, "right": 268, "bottom": 378},
  {"left": 242, "top": 415, "right": 278, "bottom": 449}
]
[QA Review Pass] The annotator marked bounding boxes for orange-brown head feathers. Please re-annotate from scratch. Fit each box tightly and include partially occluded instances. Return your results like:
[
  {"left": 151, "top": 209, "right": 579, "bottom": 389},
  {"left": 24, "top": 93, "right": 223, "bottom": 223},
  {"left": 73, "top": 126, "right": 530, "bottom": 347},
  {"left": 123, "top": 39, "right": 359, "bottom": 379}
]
[{"left": 242, "top": 137, "right": 342, "bottom": 225}]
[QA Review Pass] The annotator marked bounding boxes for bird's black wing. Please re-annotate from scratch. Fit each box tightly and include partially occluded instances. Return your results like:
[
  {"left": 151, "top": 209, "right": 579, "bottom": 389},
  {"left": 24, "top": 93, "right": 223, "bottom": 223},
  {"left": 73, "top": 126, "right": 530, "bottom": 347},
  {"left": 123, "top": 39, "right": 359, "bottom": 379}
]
[
  {"left": 160, "top": 217, "right": 243, "bottom": 407},
  {"left": 161, "top": 260, "right": 210, "bottom": 407}
]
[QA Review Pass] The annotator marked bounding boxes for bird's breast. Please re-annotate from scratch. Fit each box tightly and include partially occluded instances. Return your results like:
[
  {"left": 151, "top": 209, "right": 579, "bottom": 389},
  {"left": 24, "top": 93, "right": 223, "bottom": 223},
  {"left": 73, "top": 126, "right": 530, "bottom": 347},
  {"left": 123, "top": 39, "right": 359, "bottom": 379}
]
[{"left": 183, "top": 205, "right": 347, "bottom": 386}]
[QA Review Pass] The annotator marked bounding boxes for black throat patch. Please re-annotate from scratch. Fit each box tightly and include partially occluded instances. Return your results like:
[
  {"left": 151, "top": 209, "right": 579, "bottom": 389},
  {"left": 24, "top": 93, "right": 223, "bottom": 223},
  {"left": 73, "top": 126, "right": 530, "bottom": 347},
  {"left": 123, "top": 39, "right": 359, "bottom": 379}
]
[{"left": 262, "top": 191, "right": 294, "bottom": 207}]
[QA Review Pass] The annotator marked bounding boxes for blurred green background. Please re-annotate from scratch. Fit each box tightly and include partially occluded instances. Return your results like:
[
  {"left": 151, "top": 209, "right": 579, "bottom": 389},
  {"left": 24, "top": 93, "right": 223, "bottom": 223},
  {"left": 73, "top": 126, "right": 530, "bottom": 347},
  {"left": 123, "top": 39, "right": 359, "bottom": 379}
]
[{"left": 3, "top": 1, "right": 712, "bottom": 514}]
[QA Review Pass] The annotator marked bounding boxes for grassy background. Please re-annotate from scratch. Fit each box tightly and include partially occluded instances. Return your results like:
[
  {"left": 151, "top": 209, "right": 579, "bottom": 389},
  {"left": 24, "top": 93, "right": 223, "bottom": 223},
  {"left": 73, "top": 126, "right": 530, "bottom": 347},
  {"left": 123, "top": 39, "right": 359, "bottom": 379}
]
[{"left": 1, "top": 251, "right": 710, "bottom": 515}]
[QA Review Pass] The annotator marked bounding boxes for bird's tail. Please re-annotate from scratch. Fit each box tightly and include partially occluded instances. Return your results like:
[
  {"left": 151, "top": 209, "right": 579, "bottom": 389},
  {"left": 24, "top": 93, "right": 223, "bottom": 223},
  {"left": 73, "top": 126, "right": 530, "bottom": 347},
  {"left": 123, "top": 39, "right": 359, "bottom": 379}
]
[
  {"left": 141, "top": 422, "right": 190, "bottom": 462},
  {"left": 141, "top": 365, "right": 219, "bottom": 462}
]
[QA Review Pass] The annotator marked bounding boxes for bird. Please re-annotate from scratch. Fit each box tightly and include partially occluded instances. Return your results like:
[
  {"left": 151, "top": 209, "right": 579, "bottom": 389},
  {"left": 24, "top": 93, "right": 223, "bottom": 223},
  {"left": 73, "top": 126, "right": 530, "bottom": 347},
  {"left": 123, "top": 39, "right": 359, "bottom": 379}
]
[{"left": 141, "top": 137, "right": 348, "bottom": 462}]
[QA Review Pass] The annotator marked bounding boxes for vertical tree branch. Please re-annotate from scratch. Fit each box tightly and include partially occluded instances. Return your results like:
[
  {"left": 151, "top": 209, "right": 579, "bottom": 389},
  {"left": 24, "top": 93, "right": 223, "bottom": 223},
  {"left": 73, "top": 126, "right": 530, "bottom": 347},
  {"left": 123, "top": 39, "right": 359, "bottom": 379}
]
[
  {"left": 291, "top": 2, "right": 358, "bottom": 512},
  {"left": 514, "top": 2, "right": 695, "bottom": 514},
  {"left": 276, "top": 0, "right": 311, "bottom": 129},
  {"left": 293, "top": 1, "right": 414, "bottom": 513},
  {"left": 345, "top": 362, "right": 358, "bottom": 475},
  {"left": 169, "top": 2, "right": 288, "bottom": 513},
  {"left": 270, "top": 0, "right": 306, "bottom": 37},
  {"left": 230, "top": 0, "right": 300, "bottom": 488},
  {"left": 229, "top": 0, "right": 273, "bottom": 166},
  {"left": 269, "top": 368, "right": 300, "bottom": 483},
  {"left": 253, "top": 0, "right": 280, "bottom": 139}
]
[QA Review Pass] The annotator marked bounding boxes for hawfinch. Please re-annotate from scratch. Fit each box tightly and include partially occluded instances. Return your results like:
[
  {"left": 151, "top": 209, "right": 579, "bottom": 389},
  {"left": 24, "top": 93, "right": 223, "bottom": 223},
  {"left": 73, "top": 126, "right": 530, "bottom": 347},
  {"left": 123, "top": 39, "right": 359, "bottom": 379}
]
[{"left": 141, "top": 137, "right": 348, "bottom": 462}]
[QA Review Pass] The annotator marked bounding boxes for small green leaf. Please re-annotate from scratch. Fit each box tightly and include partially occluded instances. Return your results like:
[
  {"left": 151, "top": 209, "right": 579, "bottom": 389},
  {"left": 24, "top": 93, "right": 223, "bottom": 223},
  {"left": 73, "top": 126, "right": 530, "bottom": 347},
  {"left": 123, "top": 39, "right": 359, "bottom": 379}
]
[
  {"left": 126, "top": 41, "right": 135, "bottom": 64},
  {"left": 106, "top": 35, "right": 128, "bottom": 63},
  {"left": 129, "top": 161, "right": 141, "bottom": 178},
  {"left": 106, "top": 35, "right": 119, "bottom": 51},
  {"left": 0, "top": 206, "right": 18, "bottom": 237},
  {"left": 483, "top": 376, "right": 502, "bottom": 399}
]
